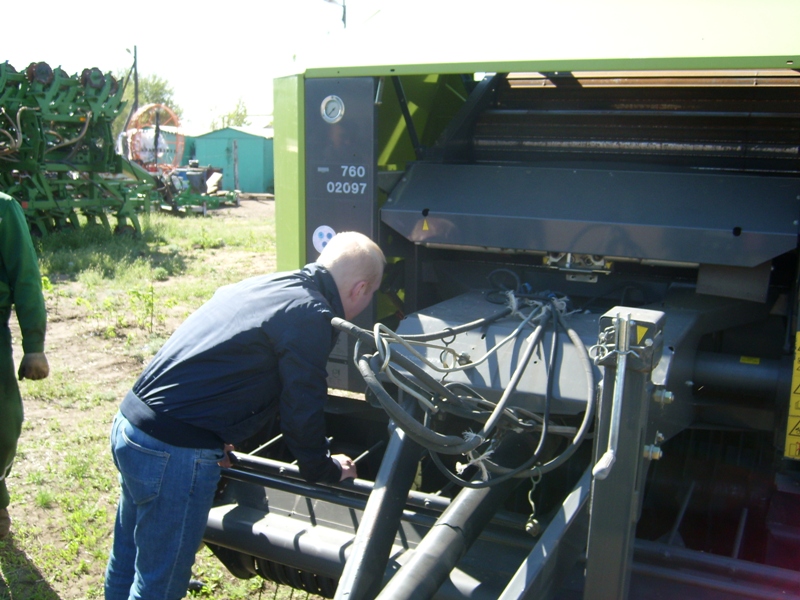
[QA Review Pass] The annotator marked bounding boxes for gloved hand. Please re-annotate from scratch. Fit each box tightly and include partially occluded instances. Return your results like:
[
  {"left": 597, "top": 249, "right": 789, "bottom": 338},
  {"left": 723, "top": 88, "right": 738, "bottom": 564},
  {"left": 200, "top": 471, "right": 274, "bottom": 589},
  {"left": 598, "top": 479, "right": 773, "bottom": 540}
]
[{"left": 18, "top": 352, "right": 49, "bottom": 381}]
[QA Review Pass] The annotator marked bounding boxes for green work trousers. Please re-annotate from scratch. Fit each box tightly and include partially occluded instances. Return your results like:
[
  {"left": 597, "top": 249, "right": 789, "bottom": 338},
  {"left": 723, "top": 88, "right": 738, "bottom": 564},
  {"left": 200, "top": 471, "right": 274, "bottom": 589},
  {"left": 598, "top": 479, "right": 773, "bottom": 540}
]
[{"left": 0, "top": 322, "right": 23, "bottom": 509}]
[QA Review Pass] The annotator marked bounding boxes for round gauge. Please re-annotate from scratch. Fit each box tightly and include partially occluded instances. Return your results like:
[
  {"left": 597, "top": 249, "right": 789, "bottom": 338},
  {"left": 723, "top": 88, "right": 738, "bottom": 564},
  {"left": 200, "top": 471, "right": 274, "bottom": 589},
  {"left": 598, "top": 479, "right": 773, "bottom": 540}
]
[{"left": 321, "top": 95, "right": 345, "bottom": 124}]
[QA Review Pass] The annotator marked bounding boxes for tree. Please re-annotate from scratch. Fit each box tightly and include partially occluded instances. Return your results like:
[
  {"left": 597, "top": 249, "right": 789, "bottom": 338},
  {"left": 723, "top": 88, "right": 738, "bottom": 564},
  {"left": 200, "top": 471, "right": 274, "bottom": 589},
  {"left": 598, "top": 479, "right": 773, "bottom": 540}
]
[
  {"left": 112, "top": 72, "right": 183, "bottom": 139},
  {"left": 210, "top": 98, "right": 250, "bottom": 130}
]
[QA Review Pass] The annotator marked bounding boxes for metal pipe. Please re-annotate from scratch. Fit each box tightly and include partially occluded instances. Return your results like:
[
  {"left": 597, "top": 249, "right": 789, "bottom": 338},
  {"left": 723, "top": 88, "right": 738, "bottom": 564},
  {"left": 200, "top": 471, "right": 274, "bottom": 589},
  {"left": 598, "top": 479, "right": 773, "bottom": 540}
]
[
  {"left": 374, "top": 437, "right": 525, "bottom": 600},
  {"left": 482, "top": 108, "right": 800, "bottom": 119},
  {"left": 693, "top": 351, "right": 786, "bottom": 398},
  {"left": 250, "top": 433, "right": 283, "bottom": 455},
  {"left": 353, "top": 440, "right": 386, "bottom": 464},
  {"left": 498, "top": 468, "right": 592, "bottom": 600},
  {"left": 226, "top": 453, "right": 528, "bottom": 530},
  {"left": 474, "top": 137, "right": 800, "bottom": 159},
  {"left": 216, "top": 470, "right": 531, "bottom": 549},
  {"left": 391, "top": 76, "right": 423, "bottom": 160},
  {"left": 334, "top": 422, "right": 424, "bottom": 600},
  {"left": 635, "top": 538, "right": 800, "bottom": 589}
]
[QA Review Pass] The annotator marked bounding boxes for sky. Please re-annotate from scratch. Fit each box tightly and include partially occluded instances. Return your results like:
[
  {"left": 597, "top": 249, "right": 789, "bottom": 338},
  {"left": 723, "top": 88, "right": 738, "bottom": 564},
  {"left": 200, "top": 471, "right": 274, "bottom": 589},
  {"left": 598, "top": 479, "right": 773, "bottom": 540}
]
[
  {"left": 2, "top": 0, "right": 376, "bottom": 132},
  {"left": 4, "top": 1, "right": 797, "bottom": 133}
]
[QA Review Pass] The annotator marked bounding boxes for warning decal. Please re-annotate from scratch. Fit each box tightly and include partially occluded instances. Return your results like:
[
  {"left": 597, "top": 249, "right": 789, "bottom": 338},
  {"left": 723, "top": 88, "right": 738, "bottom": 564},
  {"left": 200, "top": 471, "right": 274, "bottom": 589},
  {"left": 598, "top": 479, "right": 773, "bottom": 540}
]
[{"left": 785, "top": 332, "right": 800, "bottom": 459}]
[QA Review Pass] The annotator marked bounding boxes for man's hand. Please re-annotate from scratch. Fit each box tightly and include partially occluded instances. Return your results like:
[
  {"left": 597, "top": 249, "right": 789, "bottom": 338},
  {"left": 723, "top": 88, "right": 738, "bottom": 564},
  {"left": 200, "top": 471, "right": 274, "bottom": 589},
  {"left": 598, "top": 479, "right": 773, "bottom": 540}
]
[
  {"left": 333, "top": 454, "right": 357, "bottom": 481},
  {"left": 18, "top": 352, "right": 49, "bottom": 381},
  {"left": 218, "top": 444, "right": 235, "bottom": 468}
]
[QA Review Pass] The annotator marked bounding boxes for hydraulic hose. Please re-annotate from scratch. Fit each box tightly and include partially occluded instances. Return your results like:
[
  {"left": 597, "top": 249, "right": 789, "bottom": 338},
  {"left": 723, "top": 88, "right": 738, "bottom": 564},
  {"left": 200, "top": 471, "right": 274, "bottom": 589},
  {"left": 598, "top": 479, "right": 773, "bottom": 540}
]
[
  {"left": 398, "top": 307, "right": 513, "bottom": 343},
  {"left": 335, "top": 296, "right": 597, "bottom": 485},
  {"left": 357, "top": 353, "right": 484, "bottom": 455},
  {"left": 478, "top": 309, "right": 596, "bottom": 478},
  {"left": 335, "top": 317, "right": 462, "bottom": 404}
]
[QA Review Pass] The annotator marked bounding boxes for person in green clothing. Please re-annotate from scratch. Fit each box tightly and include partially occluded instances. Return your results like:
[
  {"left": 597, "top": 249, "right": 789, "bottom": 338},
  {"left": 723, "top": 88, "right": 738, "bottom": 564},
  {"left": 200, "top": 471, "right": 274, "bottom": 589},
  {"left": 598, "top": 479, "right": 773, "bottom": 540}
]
[{"left": 0, "top": 192, "right": 49, "bottom": 539}]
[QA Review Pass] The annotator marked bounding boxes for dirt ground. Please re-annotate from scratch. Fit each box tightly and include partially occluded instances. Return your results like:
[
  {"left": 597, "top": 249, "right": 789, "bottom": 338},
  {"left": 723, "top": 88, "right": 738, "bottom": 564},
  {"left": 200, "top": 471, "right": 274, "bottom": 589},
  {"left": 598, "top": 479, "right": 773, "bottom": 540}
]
[
  {"left": 17, "top": 195, "right": 276, "bottom": 422},
  {"left": 3, "top": 196, "right": 276, "bottom": 599}
]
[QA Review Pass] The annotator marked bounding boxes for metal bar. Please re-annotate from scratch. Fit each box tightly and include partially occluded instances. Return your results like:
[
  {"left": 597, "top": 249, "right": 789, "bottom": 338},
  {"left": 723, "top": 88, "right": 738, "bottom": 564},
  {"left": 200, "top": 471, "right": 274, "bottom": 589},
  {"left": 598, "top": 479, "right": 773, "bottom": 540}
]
[
  {"left": 667, "top": 481, "right": 695, "bottom": 546},
  {"left": 250, "top": 433, "right": 283, "bottom": 455},
  {"left": 482, "top": 108, "right": 800, "bottom": 119},
  {"left": 225, "top": 453, "right": 528, "bottom": 531},
  {"left": 353, "top": 440, "right": 386, "bottom": 464},
  {"left": 584, "top": 308, "right": 663, "bottom": 600},
  {"left": 593, "top": 314, "right": 630, "bottom": 479},
  {"left": 374, "top": 435, "right": 526, "bottom": 600},
  {"left": 335, "top": 422, "right": 425, "bottom": 600},
  {"left": 391, "top": 76, "right": 423, "bottom": 160},
  {"left": 498, "top": 468, "right": 592, "bottom": 600},
  {"left": 216, "top": 470, "right": 532, "bottom": 550},
  {"left": 474, "top": 138, "right": 800, "bottom": 158},
  {"left": 634, "top": 538, "right": 800, "bottom": 589},
  {"left": 425, "top": 72, "right": 506, "bottom": 162}
]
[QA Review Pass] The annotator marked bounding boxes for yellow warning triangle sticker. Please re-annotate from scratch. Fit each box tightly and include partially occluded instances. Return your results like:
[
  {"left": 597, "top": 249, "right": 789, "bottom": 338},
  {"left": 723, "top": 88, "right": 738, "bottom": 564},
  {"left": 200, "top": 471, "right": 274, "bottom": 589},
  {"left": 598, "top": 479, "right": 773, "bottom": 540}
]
[
  {"left": 422, "top": 219, "right": 429, "bottom": 231},
  {"left": 636, "top": 325, "right": 648, "bottom": 345}
]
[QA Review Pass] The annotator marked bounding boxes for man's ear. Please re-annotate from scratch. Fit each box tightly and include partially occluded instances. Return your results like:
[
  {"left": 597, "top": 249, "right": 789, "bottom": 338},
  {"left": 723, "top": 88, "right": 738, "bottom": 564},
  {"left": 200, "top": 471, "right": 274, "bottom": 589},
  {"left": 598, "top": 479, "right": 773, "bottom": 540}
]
[{"left": 350, "top": 280, "right": 369, "bottom": 299}]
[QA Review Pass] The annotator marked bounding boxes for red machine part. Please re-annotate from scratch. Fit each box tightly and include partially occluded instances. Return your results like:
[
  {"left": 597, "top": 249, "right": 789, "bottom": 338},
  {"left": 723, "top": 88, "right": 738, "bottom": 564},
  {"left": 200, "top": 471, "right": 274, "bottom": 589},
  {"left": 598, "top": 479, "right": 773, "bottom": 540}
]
[{"left": 125, "top": 103, "right": 184, "bottom": 172}]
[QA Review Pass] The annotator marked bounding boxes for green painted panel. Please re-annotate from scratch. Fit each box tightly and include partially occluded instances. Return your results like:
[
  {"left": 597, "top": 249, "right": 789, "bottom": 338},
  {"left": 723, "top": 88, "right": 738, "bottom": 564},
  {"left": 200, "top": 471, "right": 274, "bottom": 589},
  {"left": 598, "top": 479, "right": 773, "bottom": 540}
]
[
  {"left": 306, "top": 55, "right": 800, "bottom": 78},
  {"left": 274, "top": 75, "right": 305, "bottom": 271},
  {"left": 377, "top": 74, "right": 468, "bottom": 173}
]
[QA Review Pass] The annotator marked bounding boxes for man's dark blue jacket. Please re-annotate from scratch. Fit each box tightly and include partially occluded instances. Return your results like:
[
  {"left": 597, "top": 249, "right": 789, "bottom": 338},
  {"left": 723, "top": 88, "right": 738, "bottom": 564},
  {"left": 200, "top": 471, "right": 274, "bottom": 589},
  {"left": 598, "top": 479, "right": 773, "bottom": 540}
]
[{"left": 121, "top": 263, "right": 344, "bottom": 483}]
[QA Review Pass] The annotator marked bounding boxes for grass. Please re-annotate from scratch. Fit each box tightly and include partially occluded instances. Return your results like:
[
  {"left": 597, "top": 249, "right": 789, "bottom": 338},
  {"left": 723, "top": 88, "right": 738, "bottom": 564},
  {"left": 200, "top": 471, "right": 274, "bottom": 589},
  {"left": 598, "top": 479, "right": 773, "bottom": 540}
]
[{"left": 0, "top": 203, "right": 320, "bottom": 600}]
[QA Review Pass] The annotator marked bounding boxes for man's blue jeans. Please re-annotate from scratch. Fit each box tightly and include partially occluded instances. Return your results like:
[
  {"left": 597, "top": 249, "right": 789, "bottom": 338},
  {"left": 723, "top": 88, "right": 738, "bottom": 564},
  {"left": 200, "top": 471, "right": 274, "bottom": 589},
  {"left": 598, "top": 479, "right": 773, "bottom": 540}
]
[{"left": 104, "top": 412, "right": 224, "bottom": 600}]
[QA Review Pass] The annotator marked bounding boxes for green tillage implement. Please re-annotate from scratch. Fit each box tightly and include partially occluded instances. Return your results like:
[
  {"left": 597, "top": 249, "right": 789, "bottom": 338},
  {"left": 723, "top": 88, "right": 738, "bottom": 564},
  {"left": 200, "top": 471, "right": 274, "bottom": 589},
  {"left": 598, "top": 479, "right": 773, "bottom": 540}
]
[{"left": 0, "top": 61, "right": 157, "bottom": 235}]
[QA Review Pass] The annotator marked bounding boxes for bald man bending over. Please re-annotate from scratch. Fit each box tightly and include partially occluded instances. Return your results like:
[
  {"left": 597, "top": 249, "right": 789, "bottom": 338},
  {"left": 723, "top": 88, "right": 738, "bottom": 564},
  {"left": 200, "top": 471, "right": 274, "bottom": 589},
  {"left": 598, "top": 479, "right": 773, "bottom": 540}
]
[{"left": 105, "top": 231, "right": 385, "bottom": 600}]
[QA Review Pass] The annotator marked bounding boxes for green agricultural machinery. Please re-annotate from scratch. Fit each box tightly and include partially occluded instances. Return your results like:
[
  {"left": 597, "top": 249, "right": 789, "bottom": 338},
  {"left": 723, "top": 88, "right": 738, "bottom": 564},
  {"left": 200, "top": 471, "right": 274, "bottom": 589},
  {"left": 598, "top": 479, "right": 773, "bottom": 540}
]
[
  {"left": 0, "top": 61, "right": 236, "bottom": 236},
  {"left": 0, "top": 60, "right": 158, "bottom": 236},
  {"left": 203, "top": 4, "right": 800, "bottom": 600}
]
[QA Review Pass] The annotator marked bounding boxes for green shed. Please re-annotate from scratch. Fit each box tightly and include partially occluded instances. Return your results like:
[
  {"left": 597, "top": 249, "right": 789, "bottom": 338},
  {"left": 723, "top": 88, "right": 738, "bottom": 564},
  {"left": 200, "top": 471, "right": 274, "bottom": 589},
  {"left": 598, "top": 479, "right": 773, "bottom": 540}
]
[{"left": 183, "top": 126, "right": 274, "bottom": 193}]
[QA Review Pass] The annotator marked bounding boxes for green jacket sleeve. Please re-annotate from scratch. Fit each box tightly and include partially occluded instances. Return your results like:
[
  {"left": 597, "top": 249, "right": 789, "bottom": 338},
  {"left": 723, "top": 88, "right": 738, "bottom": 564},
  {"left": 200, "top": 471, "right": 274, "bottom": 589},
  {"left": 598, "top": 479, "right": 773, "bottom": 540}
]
[{"left": 0, "top": 194, "right": 47, "bottom": 353}]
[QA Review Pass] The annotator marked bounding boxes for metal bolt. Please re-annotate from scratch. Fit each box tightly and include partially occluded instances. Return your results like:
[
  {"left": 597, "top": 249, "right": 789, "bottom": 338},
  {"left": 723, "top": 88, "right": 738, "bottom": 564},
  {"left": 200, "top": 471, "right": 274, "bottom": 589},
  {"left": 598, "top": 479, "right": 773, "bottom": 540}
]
[
  {"left": 653, "top": 388, "right": 674, "bottom": 405},
  {"left": 525, "top": 516, "right": 541, "bottom": 537},
  {"left": 643, "top": 445, "right": 663, "bottom": 461},
  {"left": 655, "top": 431, "right": 665, "bottom": 445}
]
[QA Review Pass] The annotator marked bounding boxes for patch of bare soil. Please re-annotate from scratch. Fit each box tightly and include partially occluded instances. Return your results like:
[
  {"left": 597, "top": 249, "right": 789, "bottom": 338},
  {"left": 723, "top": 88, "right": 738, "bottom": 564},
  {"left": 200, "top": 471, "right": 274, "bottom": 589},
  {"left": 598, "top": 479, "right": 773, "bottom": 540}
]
[
  {"left": 2, "top": 197, "right": 275, "bottom": 599},
  {"left": 20, "top": 195, "right": 276, "bottom": 407}
]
